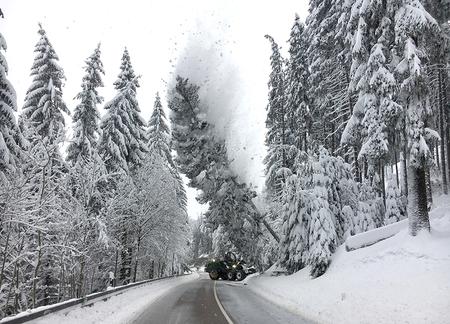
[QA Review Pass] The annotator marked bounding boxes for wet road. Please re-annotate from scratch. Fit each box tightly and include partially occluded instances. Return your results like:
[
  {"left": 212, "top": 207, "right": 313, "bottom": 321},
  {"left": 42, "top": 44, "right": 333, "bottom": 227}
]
[{"left": 132, "top": 273, "right": 312, "bottom": 324}]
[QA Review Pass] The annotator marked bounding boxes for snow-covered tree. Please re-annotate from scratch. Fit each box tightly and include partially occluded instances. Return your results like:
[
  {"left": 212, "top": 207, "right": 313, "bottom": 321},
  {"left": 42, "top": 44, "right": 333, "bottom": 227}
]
[
  {"left": 341, "top": 0, "right": 403, "bottom": 203},
  {"left": 169, "top": 76, "right": 273, "bottom": 263},
  {"left": 395, "top": 0, "right": 438, "bottom": 235},
  {"left": 147, "top": 93, "right": 171, "bottom": 163},
  {"left": 0, "top": 32, "right": 25, "bottom": 180},
  {"left": 280, "top": 159, "right": 312, "bottom": 273},
  {"left": 67, "top": 44, "right": 104, "bottom": 164},
  {"left": 280, "top": 147, "right": 358, "bottom": 274},
  {"left": 22, "top": 24, "right": 69, "bottom": 144},
  {"left": 109, "top": 152, "right": 188, "bottom": 283},
  {"left": 264, "top": 35, "right": 290, "bottom": 197},
  {"left": 385, "top": 180, "right": 406, "bottom": 224},
  {"left": 355, "top": 180, "right": 383, "bottom": 233},
  {"left": 307, "top": 0, "right": 353, "bottom": 156},
  {"left": 98, "top": 48, "right": 147, "bottom": 173},
  {"left": 307, "top": 154, "right": 337, "bottom": 278},
  {"left": 285, "top": 14, "right": 310, "bottom": 154},
  {"left": 147, "top": 93, "right": 187, "bottom": 211}
]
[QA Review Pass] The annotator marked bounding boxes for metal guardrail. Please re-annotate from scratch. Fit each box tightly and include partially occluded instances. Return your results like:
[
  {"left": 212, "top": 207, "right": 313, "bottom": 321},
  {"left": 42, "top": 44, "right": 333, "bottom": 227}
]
[{"left": 0, "top": 273, "right": 189, "bottom": 324}]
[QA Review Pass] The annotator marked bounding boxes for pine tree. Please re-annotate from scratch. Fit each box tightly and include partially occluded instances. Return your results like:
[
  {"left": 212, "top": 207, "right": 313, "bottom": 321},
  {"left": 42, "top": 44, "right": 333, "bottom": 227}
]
[
  {"left": 67, "top": 44, "right": 104, "bottom": 164},
  {"left": 307, "top": 155, "right": 337, "bottom": 278},
  {"left": 385, "top": 180, "right": 405, "bottom": 224},
  {"left": 147, "top": 93, "right": 171, "bottom": 162},
  {"left": 423, "top": 0, "right": 450, "bottom": 194},
  {"left": 169, "top": 76, "right": 275, "bottom": 263},
  {"left": 355, "top": 180, "right": 382, "bottom": 232},
  {"left": 395, "top": 0, "right": 438, "bottom": 235},
  {"left": 22, "top": 24, "right": 69, "bottom": 144},
  {"left": 147, "top": 92, "right": 187, "bottom": 211},
  {"left": 0, "top": 32, "right": 25, "bottom": 179},
  {"left": 280, "top": 162, "right": 312, "bottom": 273},
  {"left": 285, "top": 15, "right": 310, "bottom": 155},
  {"left": 341, "top": 0, "right": 402, "bottom": 197},
  {"left": 98, "top": 48, "right": 147, "bottom": 173},
  {"left": 264, "top": 35, "right": 290, "bottom": 197},
  {"left": 307, "top": 0, "right": 353, "bottom": 156}
]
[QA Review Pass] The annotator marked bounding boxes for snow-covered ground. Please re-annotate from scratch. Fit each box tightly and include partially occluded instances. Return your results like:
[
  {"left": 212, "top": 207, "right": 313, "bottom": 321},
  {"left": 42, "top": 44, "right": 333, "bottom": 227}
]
[
  {"left": 23, "top": 274, "right": 197, "bottom": 324},
  {"left": 248, "top": 196, "right": 450, "bottom": 324}
]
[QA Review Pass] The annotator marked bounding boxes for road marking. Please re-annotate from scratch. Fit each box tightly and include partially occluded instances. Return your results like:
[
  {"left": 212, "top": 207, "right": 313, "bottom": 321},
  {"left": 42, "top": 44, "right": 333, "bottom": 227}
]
[{"left": 214, "top": 281, "right": 234, "bottom": 324}]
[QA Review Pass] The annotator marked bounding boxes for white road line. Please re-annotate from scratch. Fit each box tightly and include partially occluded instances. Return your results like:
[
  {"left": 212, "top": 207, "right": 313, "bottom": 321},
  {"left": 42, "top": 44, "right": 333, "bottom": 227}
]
[{"left": 214, "top": 281, "right": 234, "bottom": 324}]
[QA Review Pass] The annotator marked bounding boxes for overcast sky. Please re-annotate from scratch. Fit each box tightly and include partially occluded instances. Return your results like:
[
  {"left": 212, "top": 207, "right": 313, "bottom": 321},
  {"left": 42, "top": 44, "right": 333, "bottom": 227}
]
[{"left": 0, "top": 0, "right": 309, "bottom": 219}]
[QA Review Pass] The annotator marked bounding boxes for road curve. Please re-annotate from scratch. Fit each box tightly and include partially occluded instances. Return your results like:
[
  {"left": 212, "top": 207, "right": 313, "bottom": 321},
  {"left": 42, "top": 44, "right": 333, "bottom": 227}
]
[{"left": 132, "top": 273, "right": 312, "bottom": 324}]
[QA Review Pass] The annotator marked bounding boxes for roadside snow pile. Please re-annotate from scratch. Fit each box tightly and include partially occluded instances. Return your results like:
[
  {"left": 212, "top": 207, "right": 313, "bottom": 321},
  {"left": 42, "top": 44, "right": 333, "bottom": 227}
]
[
  {"left": 249, "top": 196, "right": 450, "bottom": 324},
  {"left": 27, "top": 274, "right": 197, "bottom": 324}
]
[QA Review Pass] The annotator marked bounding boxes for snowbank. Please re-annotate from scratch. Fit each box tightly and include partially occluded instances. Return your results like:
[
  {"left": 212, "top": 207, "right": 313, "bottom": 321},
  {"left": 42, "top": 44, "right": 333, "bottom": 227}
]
[
  {"left": 345, "top": 218, "right": 408, "bottom": 251},
  {"left": 248, "top": 197, "right": 450, "bottom": 324},
  {"left": 26, "top": 273, "right": 197, "bottom": 324}
]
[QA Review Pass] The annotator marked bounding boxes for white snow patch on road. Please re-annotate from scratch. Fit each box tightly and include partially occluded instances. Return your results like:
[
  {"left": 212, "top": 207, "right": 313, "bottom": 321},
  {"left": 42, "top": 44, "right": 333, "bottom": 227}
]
[
  {"left": 248, "top": 196, "right": 450, "bottom": 324},
  {"left": 29, "top": 274, "right": 198, "bottom": 324}
]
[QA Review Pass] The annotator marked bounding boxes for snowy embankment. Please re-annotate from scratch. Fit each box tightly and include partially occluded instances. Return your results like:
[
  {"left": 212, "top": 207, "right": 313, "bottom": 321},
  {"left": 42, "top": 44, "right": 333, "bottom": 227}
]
[
  {"left": 248, "top": 196, "right": 450, "bottom": 324},
  {"left": 13, "top": 274, "right": 197, "bottom": 324}
]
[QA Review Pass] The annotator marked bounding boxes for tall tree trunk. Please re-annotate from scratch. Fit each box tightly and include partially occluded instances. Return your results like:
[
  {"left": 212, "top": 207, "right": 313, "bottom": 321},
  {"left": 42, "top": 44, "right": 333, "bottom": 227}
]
[
  {"left": 78, "top": 258, "right": 85, "bottom": 298},
  {"left": 438, "top": 70, "right": 448, "bottom": 194},
  {"left": 114, "top": 249, "right": 119, "bottom": 287},
  {"left": 149, "top": 260, "right": 154, "bottom": 279},
  {"left": 381, "top": 161, "right": 386, "bottom": 208},
  {"left": 443, "top": 72, "right": 450, "bottom": 190},
  {"left": 132, "top": 234, "right": 141, "bottom": 283},
  {"left": 426, "top": 167, "right": 433, "bottom": 211},
  {"left": 393, "top": 135, "right": 400, "bottom": 187},
  {"left": 14, "top": 261, "right": 19, "bottom": 313},
  {"left": 0, "top": 219, "right": 11, "bottom": 290},
  {"left": 407, "top": 164, "right": 431, "bottom": 235},
  {"left": 32, "top": 231, "right": 42, "bottom": 308},
  {"left": 401, "top": 150, "right": 408, "bottom": 196}
]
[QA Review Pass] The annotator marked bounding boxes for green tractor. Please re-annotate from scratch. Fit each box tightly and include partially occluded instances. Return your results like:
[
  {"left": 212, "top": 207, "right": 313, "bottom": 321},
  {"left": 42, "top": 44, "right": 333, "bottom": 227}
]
[{"left": 205, "top": 252, "right": 256, "bottom": 281}]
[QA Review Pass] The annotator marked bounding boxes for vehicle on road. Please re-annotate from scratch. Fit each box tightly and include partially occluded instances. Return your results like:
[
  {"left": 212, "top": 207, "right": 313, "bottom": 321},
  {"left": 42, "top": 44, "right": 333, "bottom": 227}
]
[{"left": 205, "top": 252, "right": 256, "bottom": 281}]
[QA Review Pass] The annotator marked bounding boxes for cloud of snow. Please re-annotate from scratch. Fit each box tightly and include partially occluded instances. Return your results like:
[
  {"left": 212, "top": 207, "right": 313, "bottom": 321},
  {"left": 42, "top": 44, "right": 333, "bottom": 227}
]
[{"left": 170, "top": 12, "right": 267, "bottom": 192}]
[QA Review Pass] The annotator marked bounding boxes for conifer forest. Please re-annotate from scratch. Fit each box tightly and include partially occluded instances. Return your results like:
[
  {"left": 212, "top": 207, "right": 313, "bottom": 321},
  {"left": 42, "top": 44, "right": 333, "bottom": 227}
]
[{"left": 1, "top": 1, "right": 449, "bottom": 323}]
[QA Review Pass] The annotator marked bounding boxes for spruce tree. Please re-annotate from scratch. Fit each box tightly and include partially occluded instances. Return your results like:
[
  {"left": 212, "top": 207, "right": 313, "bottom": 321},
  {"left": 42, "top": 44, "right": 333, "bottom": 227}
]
[
  {"left": 307, "top": 153, "right": 337, "bottom": 278},
  {"left": 169, "top": 76, "right": 275, "bottom": 263},
  {"left": 0, "top": 32, "right": 25, "bottom": 179},
  {"left": 285, "top": 14, "right": 310, "bottom": 154},
  {"left": 307, "top": 0, "right": 352, "bottom": 156},
  {"left": 341, "top": 0, "right": 402, "bottom": 191},
  {"left": 395, "top": 0, "right": 438, "bottom": 235},
  {"left": 67, "top": 44, "right": 104, "bottom": 164},
  {"left": 147, "top": 92, "right": 187, "bottom": 210},
  {"left": 147, "top": 93, "right": 171, "bottom": 162},
  {"left": 264, "top": 35, "right": 289, "bottom": 197},
  {"left": 280, "top": 158, "right": 312, "bottom": 273},
  {"left": 98, "top": 48, "right": 147, "bottom": 173},
  {"left": 385, "top": 180, "right": 405, "bottom": 224},
  {"left": 22, "top": 24, "right": 69, "bottom": 144},
  {"left": 19, "top": 25, "right": 71, "bottom": 307}
]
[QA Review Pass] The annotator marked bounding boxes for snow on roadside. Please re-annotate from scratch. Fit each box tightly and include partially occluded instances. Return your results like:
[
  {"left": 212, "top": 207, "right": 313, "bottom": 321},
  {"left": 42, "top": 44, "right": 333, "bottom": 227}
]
[
  {"left": 248, "top": 196, "right": 450, "bottom": 324},
  {"left": 28, "top": 273, "right": 198, "bottom": 324}
]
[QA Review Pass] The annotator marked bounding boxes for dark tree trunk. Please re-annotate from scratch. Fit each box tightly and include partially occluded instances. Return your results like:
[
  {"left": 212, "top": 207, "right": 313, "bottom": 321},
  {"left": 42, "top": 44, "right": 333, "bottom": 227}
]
[
  {"left": 408, "top": 165, "right": 431, "bottom": 235},
  {"left": 426, "top": 167, "right": 433, "bottom": 211},
  {"left": 402, "top": 150, "right": 408, "bottom": 196},
  {"left": 113, "top": 249, "right": 119, "bottom": 287},
  {"left": 381, "top": 160, "right": 386, "bottom": 207},
  {"left": 438, "top": 70, "right": 448, "bottom": 194},
  {"left": 443, "top": 72, "right": 450, "bottom": 191},
  {"left": 393, "top": 136, "right": 400, "bottom": 187}
]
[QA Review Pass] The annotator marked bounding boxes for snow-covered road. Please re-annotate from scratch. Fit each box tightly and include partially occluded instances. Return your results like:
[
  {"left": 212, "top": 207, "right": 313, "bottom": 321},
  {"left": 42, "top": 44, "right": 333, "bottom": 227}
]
[
  {"left": 20, "top": 272, "right": 311, "bottom": 324},
  {"left": 132, "top": 272, "right": 311, "bottom": 324},
  {"left": 25, "top": 275, "right": 197, "bottom": 324}
]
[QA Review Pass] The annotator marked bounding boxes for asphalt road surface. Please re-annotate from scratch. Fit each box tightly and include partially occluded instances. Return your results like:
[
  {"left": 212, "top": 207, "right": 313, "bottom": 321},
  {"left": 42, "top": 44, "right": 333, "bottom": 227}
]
[{"left": 132, "top": 272, "right": 312, "bottom": 324}]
